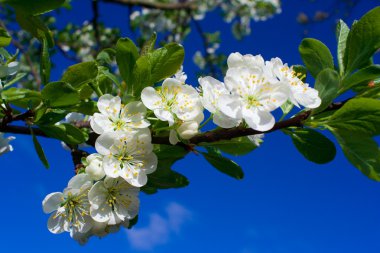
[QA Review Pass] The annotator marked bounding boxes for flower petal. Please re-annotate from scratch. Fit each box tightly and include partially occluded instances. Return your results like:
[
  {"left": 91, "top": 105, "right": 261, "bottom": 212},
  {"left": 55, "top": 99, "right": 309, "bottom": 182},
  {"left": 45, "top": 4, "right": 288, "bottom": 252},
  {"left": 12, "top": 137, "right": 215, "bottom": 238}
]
[{"left": 42, "top": 192, "right": 63, "bottom": 214}]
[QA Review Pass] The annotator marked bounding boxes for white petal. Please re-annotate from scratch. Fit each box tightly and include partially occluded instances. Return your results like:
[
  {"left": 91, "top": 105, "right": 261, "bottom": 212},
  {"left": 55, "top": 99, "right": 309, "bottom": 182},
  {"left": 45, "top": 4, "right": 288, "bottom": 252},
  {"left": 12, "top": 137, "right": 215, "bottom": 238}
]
[
  {"left": 243, "top": 107, "right": 275, "bottom": 131},
  {"left": 97, "top": 94, "right": 121, "bottom": 118},
  {"left": 154, "top": 108, "right": 174, "bottom": 123},
  {"left": 42, "top": 192, "right": 63, "bottom": 214},
  {"left": 88, "top": 182, "right": 107, "bottom": 208},
  {"left": 90, "top": 113, "right": 113, "bottom": 134},
  {"left": 218, "top": 94, "right": 242, "bottom": 119},
  {"left": 141, "top": 152, "right": 158, "bottom": 174},
  {"left": 141, "top": 87, "right": 162, "bottom": 110},
  {"left": 47, "top": 212, "right": 65, "bottom": 234},
  {"left": 95, "top": 132, "right": 117, "bottom": 155},
  {"left": 169, "top": 129, "right": 179, "bottom": 145},
  {"left": 67, "top": 174, "right": 92, "bottom": 191},
  {"left": 103, "top": 156, "right": 121, "bottom": 178},
  {"left": 90, "top": 203, "right": 111, "bottom": 223},
  {"left": 213, "top": 112, "right": 240, "bottom": 128}
]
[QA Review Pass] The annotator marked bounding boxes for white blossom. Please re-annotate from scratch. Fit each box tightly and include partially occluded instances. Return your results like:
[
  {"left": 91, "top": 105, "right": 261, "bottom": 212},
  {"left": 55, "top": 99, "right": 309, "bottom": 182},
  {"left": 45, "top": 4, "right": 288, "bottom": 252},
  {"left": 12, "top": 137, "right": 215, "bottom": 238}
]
[
  {"left": 0, "top": 133, "right": 15, "bottom": 155},
  {"left": 95, "top": 131, "right": 157, "bottom": 187},
  {"left": 199, "top": 76, "right": 241, "bottom": 128},
  {"left": 219, "top": 53, "right": 288, "bottom": 131},
  {"left": 42, "top": 174, "right": 93, "bottom": 239},
  {"left": 141, "top": 78, "right": 203, "bottom": 124},
  {"left": 90, "top": 94, "right": 150, "bottom": 136},
  {"left": 88, "top": 177, "right": 139, "bottom": 225},
  {"left": 268, "top": 57, "right": 321, "bottom": 109}
]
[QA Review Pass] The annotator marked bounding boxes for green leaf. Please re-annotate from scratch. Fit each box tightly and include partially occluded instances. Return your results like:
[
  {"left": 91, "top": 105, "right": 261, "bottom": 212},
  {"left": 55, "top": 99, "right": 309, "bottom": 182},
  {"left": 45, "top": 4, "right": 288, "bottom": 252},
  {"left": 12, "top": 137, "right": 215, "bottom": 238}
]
[
  {"left": 35, "top": 109, "right": 67, "bottom": 125},
  {"left": 142, "top": 145, "right": 189, "bottom": 193},
  {"left": 70, "top": 100, "right": 98, "bottom": 115},
  {"left": 1, "top": 87, "right": 41, "bottom": 108},
  {"left": 341, "top": 65, "right": 380, "bottom": 92},
  {"left": 15, "top": 14, "right": 54, "bottom": 47},
  {"left": 201, "top": 148, "right": 244, "bottom": 179},
  {"left": 130, "top": 56, "right": 151, "bottom": 96},
  {"left": 333, "top": 130, "right": 380, "bottom": 181},
  {"left": 116, "top": 38, "right": 139, "bottom": 92},
  {"left": 0, "top": 28, "right": 11, "bottom": 47},
  {"left": 61, "top": 61, "right": 98, "bottom": 88},
  {"left": 140, "top": 32, "right": 157, "bottom": 56},
  {"left": 299, "top": 38, "right": 334, "bottom": 78},
  {"left": 201, "top": 136, "right": 258, "bottom": 156},
  {"left": 148, "top": 43, "right": 185, "bottom": 84},
  {"left": 2, "top": 72, "right": 26, "bottom": 89},
  {"left": 285, "top": 128, "right": 336, "bottom": 164},
  {"left": 40, "top": 33, "right": 51, "bottom": 85},
  {"left": 344, "top": 7, "right": 380, "bottom": 73},
  {"left": 39, "top": 123, "right": 88, "bottom": 145},
  {"left": 336, "top": 20, "right": 350, "bottom": 75},
  {"left": 41, "top": 81, "right": 80, "bottom": 108},
  {"left": 96, "top": 48, "right": 116, "bottom": 65},
  {"left": 327, "top": 98, "right": 380, "bottom": 136},
  {"left": 1, "top": 0, "right": 65, "bottom": 15},
  {"left": 31, "top": 129, "right": 49, "bottom": 169},
  {"left": 313, "top": 69, "right": 340, "bottom": 113}
]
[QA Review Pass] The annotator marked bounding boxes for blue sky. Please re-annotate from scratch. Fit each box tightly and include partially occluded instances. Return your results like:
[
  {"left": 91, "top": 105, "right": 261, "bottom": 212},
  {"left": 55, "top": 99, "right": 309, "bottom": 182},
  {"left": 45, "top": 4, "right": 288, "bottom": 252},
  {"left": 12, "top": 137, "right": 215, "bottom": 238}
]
[{"left": 2, "top": 0, "right": 380, "bottom": 252}]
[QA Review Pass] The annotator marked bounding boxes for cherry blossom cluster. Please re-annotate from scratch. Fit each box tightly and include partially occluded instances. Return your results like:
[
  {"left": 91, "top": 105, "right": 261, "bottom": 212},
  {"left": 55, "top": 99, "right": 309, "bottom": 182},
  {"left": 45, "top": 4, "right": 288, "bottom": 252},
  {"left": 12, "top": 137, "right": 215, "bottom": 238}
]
[{"left": 42, "top": 52, "right": 321, "bottom": 243}]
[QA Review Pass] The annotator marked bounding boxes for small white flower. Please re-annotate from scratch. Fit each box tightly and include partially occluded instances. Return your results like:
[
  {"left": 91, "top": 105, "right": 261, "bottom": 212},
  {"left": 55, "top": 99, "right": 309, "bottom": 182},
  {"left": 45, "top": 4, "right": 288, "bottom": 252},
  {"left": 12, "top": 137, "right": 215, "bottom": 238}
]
[
  {"left": 90, "top": 94, "right": 150, "bottom": 136},
  {"left": 88, "top": 177, "right": 139, "bottom": 225},
  {"left": 42, "top": 174, "right": 93, "bottom": 239},
  {"left": 199, "top": 76, "right": 241, "bottom": 128},
  {"left": 268, "top": 57, "right": 321, "bottom": 109},
  {"left": 95, "top": 130, "right": 157, "bottom": 187},
  {"left": 85, "top": 154, "right": 105, "bottom": 181},
  {"left": 0, "top": 133, "right": 15, "bottom": 155},
  {"left": 141, "top": 78, "right": 203, "bottom": 124},
  {"left": 220, "top": 53, "right": 288, "bottom": 131}
]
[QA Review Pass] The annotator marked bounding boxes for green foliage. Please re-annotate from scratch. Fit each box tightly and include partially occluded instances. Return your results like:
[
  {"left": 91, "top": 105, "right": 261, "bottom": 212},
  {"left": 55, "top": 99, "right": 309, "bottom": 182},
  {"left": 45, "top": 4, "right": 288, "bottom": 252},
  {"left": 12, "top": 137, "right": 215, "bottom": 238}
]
[
  {"left": 201, "top": 136, "right": 258, "bottom": 156},
  {"left": 299, "top": 38, "right": 334, "bottom": 78},
  {"left": 201, "top": 147, "right": 244, "bottom": 179},
  {"left": 40, "top": 34, "right": 51, "bottom": 85},
  {"left": 344, "top": 7, "right": 380, "bottom": 74},
  {"left": 31, "top": 128, "right": 49, "bottom": 169},
  {"left": 1, "top": 0, "right": 65, "bottom": 15},
  {"left": 39, "top": 123, "right": 88, "bottom": 145},
  {"left": 116, "top": 38, "right": 139, "bottom": 94},
  {"left": 284, "top": 128, "right": 336, "bottom": 164},
  {"left": 336, "top": 20, "right": 350, "bottom": 75},
  {"left": 313, "top": 68, "right": 340, "bottom": 113},
  {"left": 61, "top": 61, "right": 98, "bottom": 88},
  {"left": 41, "top": 81, "right": 80, "bottom": 108},
  {"left": 341, "top": 65, "right": 380, "bottom": 92},
  {"left": 0, "top": 28, "right": 11, "bottom": 47},
  {"left": 333, "top": 130, "right": 380, "bottom": 181},
  {"left": 142, "top": 145, "right": 189, "bottom": 194},
  {"left": 326, "top": 98, "right": 380, "bottom": 136},
  {"left": 1, "top": 87, "right": 41, "bottom": 108},
  {"left": 147, "top": 43, "right": 185, "bottom": 84}
]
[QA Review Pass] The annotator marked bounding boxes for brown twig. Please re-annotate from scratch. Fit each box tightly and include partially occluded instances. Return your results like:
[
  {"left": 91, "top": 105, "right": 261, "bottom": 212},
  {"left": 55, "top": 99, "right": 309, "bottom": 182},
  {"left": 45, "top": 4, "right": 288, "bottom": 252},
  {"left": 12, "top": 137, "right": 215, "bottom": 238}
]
[{"left": 102, "top": 0, "right": 196, "bottom": 10}]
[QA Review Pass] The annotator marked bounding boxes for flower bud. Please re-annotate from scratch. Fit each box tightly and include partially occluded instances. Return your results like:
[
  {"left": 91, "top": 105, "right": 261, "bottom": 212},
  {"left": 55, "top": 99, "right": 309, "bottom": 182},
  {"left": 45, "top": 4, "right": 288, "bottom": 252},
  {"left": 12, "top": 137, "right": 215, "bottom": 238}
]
[
  {"left": 177, "top": 121, "right": 199, "bottom": 139},
  {"left": 85, "top": 154, "right": 105, "bottom": 180}
]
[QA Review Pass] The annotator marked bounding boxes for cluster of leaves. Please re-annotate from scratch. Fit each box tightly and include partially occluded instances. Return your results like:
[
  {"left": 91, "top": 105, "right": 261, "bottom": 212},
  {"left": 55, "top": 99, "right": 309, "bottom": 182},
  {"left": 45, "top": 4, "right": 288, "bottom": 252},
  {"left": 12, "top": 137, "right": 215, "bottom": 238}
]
[{"left": 288, "top": 7, "right": 380, "bottom": 180}]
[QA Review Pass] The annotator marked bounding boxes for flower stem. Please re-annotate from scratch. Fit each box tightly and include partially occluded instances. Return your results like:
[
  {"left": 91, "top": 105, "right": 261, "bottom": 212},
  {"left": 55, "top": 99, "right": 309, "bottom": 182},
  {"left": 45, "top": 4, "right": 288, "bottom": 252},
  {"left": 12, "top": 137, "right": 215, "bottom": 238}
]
[
  {"left": 200, "top": 115, "right": 212, "bottom": 129},
  {"left": 89, "top": 82, "right": 103, "bottom": 97}
]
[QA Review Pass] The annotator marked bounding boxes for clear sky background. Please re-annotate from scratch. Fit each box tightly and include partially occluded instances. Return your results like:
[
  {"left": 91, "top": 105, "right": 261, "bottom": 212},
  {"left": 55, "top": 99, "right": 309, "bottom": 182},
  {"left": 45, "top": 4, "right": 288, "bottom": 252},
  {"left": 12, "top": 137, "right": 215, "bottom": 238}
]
[{"left": 1, "top": 1, "right": 380, "bottom": 252}]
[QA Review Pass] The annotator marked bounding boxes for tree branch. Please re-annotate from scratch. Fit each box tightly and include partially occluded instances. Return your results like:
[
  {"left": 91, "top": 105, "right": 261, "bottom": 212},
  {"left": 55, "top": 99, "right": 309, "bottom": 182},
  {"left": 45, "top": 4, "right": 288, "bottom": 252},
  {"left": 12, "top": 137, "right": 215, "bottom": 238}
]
[{"left": 102, "top": 0, "right": 196, "bottom": 10}]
